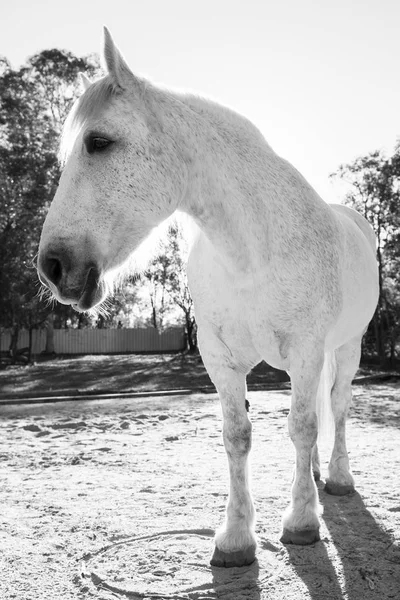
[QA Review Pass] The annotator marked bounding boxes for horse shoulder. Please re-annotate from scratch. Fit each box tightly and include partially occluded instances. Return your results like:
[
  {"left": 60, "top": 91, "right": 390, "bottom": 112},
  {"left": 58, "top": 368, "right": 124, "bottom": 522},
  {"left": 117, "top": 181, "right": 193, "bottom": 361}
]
[{"left": 187, "top": 232, "right": 260, "bottom": 371}]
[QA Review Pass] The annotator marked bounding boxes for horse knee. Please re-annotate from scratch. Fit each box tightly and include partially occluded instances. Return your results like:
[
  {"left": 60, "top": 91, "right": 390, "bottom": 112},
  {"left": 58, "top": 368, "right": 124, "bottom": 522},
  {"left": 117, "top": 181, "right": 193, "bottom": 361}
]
[
  {"left": 288, "top": 410, "right": 318, "bottom": 448},
  {"left": 223, "top": 421, "right": 252, "bottom": 456}
]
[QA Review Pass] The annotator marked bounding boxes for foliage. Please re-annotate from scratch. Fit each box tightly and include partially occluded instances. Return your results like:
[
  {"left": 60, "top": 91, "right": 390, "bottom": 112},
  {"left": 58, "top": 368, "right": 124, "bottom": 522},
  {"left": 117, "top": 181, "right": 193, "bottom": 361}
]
[
  {"left": 141, "top": 224, "right": 197, "bottom": 351},
  {"left": 0, "top": 50, "right": 101, "bottom": 359},
  {"left": 331, "top": 144, "right": 400, "bottom": 365},
  {"left": 163, "top": 225, "right": 197, "bottom": 351}
]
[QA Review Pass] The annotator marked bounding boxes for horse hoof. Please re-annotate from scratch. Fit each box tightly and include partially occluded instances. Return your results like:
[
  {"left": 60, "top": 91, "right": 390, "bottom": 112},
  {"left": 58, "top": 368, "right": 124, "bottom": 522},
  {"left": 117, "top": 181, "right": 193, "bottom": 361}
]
[
  {"left": 280, "top": 527, "right": 320, "bottom": 545},
  {"left": 210, "top": 545, "right": 256, "bottom": 568},
  {"left": 325, "top": 481, "right": 355, "bottom": 496}
]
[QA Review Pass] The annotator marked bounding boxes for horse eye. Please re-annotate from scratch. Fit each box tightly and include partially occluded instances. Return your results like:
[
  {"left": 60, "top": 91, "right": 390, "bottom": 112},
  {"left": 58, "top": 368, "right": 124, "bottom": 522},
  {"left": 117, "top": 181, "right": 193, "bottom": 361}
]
[{"left": 86, "top": 136, "right": 112, "bottom": 154}]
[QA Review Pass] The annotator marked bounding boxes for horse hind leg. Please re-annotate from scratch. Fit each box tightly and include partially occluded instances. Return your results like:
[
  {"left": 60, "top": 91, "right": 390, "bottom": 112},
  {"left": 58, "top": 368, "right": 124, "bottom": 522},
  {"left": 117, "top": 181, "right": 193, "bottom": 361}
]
[
  {"left": 325, "top": 334, "right": 363, "bottom": 496},
  {"left": 287, "top": 369, "right": 321, "bottom": 483},
  {"left": 281, "top": 343, "right": 323, "bottom": 545}
]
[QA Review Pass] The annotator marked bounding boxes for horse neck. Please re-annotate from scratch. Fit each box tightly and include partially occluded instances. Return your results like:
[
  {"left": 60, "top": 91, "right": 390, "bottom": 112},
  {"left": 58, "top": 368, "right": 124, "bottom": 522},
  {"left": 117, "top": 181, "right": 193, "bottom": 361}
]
[
  {"left": 171, "top": 93, "right": 330, "bottom": 274},
  {"left": 172, "top": 95, "right": 276, "bottom": 272}
]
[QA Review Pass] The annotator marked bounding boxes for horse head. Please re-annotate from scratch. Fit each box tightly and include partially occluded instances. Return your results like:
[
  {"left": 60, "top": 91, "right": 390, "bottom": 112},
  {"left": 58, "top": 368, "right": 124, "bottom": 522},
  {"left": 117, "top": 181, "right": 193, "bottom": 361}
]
[{"left": 37, "top": 28, "right": 187, "bottom": 311}]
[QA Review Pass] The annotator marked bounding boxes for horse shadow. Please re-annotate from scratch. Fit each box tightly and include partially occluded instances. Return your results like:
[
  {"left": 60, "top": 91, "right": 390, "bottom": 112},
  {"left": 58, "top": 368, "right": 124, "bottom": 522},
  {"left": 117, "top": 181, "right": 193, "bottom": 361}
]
[
  {"left": 285, "top": 482, "right": 400, "bottom": 599},
  {"left": 211, "top": 559, "right": 261, "bottom": 599}
]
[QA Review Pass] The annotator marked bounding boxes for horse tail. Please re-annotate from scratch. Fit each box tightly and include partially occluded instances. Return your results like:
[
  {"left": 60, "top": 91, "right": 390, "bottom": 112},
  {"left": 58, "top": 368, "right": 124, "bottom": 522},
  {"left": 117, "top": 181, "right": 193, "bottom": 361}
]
[{"left": 316, "top": 351, "right": 337, "bottom": 444}]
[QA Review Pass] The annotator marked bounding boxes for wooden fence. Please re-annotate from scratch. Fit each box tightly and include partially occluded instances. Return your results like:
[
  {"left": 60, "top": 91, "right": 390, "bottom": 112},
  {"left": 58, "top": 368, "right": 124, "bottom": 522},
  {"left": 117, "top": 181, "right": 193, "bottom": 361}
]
[{"left": 0, "top": 327, "right": 186, "bottom": 355}]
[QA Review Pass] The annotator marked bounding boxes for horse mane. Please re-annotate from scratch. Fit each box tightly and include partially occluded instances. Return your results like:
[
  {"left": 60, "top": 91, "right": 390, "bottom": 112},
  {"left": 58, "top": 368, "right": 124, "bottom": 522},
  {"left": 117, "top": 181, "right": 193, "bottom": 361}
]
[
  {"left": 59, "top": 72, "right": 271, "bottom": 171},
  {"left": 59, "top": 76, "right": 117, "bottom": 166}
]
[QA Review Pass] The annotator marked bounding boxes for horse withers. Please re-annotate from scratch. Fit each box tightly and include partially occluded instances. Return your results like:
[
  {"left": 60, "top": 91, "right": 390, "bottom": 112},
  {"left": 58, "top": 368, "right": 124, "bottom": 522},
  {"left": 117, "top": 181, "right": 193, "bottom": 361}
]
[{"left": 37, "top": 28, "right": 379, "bottom": 568}]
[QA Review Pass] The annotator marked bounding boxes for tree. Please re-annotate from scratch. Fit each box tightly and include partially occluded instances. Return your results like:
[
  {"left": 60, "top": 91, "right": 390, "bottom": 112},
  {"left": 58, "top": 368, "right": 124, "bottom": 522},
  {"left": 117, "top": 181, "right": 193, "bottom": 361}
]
[
  {"left": 0, "top": 50, "right": 101, "bottom": 360},
  {"left": 141, "top": 224, "right": 197, "bottom": 350},
  {"left": 0, "top": 58, "right": 54, "bottom": 360},
  {"left": 163, "top": 226, "right": 197, "bottom": 352},
  {"left": 330, "top": 145, "right": 400, "bottom": 365}
]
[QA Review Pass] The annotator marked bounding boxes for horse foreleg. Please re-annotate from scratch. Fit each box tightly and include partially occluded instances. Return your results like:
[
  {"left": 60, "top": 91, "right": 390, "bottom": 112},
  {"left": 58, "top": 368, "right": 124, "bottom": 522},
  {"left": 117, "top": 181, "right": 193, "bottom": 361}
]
[
  {"left": 281, "top": 347, "right": 323, "bottom": 545},
  {"left": 209, "top": 369, "right": 256, "bottom": 567},
  {"left": 325, "top": 335, "right": 361, "bottom": 496}
]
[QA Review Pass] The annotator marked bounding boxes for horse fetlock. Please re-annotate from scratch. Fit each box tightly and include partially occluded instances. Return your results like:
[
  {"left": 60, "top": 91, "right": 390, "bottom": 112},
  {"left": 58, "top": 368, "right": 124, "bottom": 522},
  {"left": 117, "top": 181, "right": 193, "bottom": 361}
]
[
  {"left": 212, "top": 524, "right": 257, "bottom": 566},
  {"left": 214, "top": 520, "right": 257, "bottom": 554},
  {"left": 282, "top": 498, "right": 321, "bottom": 537},
  {"left": 281, "top": 511, "right": 321, "bottom": 546},
  {"left": 328, "top": 456, "right": 354, "bottom": 487},
  {"left": 325, "top": 462, "right": 355, "bottom": 496}
]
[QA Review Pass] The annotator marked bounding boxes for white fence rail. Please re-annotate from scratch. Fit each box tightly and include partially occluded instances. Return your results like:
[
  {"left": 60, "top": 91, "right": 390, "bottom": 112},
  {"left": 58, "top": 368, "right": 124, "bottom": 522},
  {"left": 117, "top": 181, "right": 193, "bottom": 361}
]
[{"left": 0, "top": 327, "right": 185, "bottom": 354}]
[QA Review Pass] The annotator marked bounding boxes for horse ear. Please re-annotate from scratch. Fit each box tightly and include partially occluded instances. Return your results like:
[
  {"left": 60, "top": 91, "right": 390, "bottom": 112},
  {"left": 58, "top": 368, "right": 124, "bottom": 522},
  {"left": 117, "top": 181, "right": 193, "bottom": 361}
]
[
  {"left": 102, "top": 26, "right": 134, "bottom": 90},
  {"left": 79, "top": 72, "right": 92, "bottom": 93}
]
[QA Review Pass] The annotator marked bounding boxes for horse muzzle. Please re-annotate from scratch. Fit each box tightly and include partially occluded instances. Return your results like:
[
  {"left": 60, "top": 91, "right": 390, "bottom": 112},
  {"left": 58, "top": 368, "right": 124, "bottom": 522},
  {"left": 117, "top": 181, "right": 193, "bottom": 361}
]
[{"left": 37, "top": 245, "right": 106, "bottom": 311}]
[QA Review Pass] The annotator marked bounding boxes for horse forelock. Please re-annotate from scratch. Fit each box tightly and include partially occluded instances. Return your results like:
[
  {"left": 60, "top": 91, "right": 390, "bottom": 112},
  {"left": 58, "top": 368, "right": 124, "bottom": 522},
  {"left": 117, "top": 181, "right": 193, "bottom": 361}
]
[{"left": 59, "top": 76, "right": 117, "bottom": 166}]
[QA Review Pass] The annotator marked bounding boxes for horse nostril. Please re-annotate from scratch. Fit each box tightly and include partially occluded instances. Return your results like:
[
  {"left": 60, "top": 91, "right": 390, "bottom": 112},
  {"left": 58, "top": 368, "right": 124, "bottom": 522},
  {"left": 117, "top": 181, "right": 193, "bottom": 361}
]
[{"left": 45, "top": 257, "right": 63, "bottom": 286}]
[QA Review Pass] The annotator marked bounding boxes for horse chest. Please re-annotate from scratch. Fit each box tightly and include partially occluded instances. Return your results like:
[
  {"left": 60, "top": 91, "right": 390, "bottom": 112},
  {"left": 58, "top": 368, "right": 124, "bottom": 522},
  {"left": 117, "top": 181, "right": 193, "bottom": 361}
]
[{"left": 188, "top": 247, "right": 290, "bottom": 372}]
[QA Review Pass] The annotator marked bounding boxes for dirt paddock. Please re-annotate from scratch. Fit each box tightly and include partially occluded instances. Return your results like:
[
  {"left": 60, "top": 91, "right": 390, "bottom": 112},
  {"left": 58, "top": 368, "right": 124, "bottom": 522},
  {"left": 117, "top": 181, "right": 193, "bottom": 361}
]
[{"left": 1, "top": 382, "right": 399, "bottom": 599}]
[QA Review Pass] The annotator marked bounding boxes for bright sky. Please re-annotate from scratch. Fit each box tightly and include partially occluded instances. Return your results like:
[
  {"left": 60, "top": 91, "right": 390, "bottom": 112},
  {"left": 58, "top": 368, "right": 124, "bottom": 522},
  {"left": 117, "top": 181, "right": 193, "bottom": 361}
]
[{"left": 2, "top": 0, "right": 399, "bottom": 204}]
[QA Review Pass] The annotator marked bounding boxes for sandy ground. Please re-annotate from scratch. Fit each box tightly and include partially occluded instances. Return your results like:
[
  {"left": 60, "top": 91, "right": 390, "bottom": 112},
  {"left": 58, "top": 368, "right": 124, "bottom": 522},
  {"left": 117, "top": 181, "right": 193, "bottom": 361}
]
[{"left": 1, "top": 382, "right": 400, "bottom": 600}]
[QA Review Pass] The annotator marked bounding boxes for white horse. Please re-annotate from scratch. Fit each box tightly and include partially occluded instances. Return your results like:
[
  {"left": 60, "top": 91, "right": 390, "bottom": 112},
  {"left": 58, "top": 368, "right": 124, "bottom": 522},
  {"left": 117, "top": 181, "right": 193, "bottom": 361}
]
[{"left": 37, "top": 28, "right": 379, "bottom": 568}]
